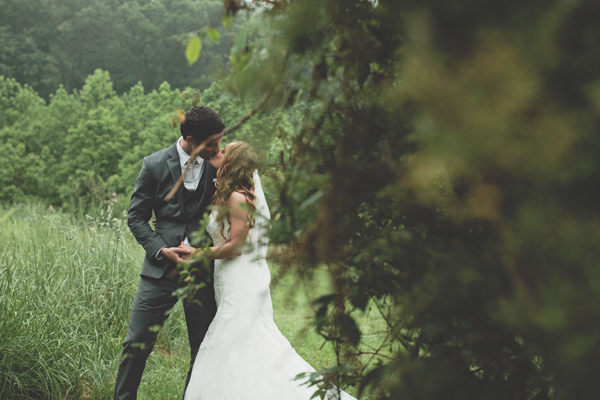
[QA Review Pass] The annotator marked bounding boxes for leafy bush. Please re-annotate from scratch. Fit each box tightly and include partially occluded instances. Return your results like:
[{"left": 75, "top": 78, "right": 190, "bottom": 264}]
[{"left": 212, "top": 1, "right": 600, "bottom": 399}]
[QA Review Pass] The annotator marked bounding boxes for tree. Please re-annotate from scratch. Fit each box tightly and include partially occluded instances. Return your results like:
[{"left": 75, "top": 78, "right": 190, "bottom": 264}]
[
  {"left": 211, "top": 1, "right": 600, "bottom": 399},
  {"left": 0, "top": 0, "right": 235, "bottom": 98}
]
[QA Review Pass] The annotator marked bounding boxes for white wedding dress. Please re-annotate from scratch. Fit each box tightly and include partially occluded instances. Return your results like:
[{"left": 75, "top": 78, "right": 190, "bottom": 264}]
[{"left": 184, "top": 173, "right": 356, "bottom": 400}]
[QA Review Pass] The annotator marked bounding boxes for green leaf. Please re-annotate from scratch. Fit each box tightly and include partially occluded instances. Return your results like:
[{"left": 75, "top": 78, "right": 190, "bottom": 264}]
[
  {"left": 350, "top": 288, "right": 370, "bottom": 311},
  {"left": 207, "top": 28, "right": 220, "bottom": 42},
  {"left": 222, "top": 14, "right": 232, "bottom": 28},
  {"left": 148, "top": 324, "right": 162, "bottom": 333},
  {"left": 313, "top": 294, "right": 336, "bottom": 330},
  {"left": 337, "top": 313, "right": 361, "bottom": 346},
  {"left": 186, "top": 35, "right": 201, "bottom": 66}
]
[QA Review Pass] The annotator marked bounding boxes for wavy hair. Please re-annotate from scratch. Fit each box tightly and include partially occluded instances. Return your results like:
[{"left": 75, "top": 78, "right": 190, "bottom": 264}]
[{"left": 212, "top": 141, "right": 259, "bottom": 238}]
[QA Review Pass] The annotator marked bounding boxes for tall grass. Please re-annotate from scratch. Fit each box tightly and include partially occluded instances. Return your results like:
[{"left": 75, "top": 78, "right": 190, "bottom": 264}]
[
  {"left": 0, "top": 204, "right": 385, "bottom": 399},
  {"left": 0, "top": 204, "right": 141, "bottom": 398}
]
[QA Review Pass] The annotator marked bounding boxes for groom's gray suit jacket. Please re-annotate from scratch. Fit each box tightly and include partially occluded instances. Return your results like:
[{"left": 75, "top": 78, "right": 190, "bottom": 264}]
[{"left": 128, "top": 142, "right": 217, "bottom": 279}]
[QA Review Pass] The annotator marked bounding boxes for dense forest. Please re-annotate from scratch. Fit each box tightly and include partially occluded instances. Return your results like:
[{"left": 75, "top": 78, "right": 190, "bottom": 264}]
[
  {"left": 0, "top": 71, "right": 287, "bottom": 211},
  {"left": 2, "top": 0, "right": 600, "bottom": 399},
  {"left": 0, "top": 0, "right": 239, "bottom": 98}
]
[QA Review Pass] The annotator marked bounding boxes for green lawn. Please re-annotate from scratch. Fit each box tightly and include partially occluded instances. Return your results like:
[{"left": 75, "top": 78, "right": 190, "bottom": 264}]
[{"left": 0, "top": 204, "right": 385, "bottom": 399}]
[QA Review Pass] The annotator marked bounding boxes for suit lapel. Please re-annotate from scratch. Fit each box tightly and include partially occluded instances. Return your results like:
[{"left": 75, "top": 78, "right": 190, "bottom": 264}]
[{"left": 167, "top": 144, "right": 184, "bottom": 214}]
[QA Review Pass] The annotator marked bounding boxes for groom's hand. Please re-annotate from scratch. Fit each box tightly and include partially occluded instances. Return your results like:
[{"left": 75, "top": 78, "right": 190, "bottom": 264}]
[
  {"left": 160, "top": 247, "right": 191, "bottom": 264},
  {"left": 178, "top": 243, "right": 197, "bottom": 260}
]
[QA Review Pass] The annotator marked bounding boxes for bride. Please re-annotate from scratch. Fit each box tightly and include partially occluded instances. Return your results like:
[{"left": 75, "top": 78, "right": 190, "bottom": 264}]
[{"left": 179, "top": 141, "right": 356, "bottom": 400}]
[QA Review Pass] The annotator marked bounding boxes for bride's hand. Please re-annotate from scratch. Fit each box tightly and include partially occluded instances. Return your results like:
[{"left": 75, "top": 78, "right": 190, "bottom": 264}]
[{"left": 178, "top": 242, "right": 199, "bottom": 260}]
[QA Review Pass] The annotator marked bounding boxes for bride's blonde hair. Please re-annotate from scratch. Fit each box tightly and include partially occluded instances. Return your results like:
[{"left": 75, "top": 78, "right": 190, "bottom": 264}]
[{"left": 212, "top": 141, "right": 259, "bottom": 236}]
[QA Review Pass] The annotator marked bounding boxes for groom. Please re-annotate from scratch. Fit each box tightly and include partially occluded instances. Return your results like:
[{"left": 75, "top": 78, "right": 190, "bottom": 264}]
[{"left": 114, "top": 106, "right": 225, "bottom": 399}]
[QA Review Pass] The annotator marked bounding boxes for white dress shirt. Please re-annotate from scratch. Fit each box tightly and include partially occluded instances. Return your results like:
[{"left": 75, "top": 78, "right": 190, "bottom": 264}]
[{"left": 177, "top": 138, "right": 205, "bottom": 191}]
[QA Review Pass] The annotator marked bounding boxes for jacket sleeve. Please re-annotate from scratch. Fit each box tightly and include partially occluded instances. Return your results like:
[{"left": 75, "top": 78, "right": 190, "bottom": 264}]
[{"left": 127, "top": 157, "right": 168, "bottom": 258}]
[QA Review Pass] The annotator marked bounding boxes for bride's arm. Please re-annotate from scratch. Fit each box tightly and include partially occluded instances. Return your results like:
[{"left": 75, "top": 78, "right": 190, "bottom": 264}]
[
  {"left": 209, "top": 191, "right": 250, "bottom": 259},
  {"left": 180, "top": 191, "right": 250, "bottom": 260}
]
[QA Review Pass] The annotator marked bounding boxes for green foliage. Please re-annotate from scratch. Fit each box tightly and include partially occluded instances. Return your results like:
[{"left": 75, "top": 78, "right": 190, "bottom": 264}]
[
  {"left": 207, "top": 28, "right": 221, "bottom": 43},
  {"left": 3, "top": 0, "right": 599, "bottom": 398},
  {"left": 0, "top": 0, "right": 239, "bottom": 98},
  {"left": 215, "top": 1, "right": 600, "bottom": 399},
  {"left": 0, "top": 67, "right": 291, "bottom": 213},
  {"left": 0, "top": 205, "right": 137, "bottom": 398},
  {"left": 186, "top": 35, "right": 202, "bottom": 66}
]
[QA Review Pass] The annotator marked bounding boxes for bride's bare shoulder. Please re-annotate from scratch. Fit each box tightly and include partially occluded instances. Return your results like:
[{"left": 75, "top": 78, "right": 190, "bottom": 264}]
[{"left": 226, "top": 191, "right": 248, "bottom": 208}]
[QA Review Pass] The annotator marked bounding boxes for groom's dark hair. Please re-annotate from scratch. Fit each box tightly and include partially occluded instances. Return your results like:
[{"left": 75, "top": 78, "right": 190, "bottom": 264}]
[{"left": 181, "top": 105, "right": 226, "bottom": 143}]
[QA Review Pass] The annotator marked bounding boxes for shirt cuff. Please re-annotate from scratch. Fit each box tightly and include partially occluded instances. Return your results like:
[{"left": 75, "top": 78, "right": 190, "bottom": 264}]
[{"left": 155, "top": 247, "right": 165, "bottom": 260}]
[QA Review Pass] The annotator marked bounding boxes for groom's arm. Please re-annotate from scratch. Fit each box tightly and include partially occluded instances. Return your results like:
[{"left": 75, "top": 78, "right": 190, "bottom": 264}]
[{"left": 128, "top": 157, "right": 168, "bottom": 259}]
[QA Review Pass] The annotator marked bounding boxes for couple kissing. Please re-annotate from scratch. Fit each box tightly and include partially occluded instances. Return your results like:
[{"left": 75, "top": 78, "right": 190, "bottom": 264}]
[{"left": 114, "top": 105, "right": 355, "bottom": 400}]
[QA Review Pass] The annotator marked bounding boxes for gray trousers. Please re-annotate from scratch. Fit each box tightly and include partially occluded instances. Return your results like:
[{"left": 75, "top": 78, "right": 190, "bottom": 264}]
[{"left": 114, "top": 269, "right": 217, "bottom": 400}]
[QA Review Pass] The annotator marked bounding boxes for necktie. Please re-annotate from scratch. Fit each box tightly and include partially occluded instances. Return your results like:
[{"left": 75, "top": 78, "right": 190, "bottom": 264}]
[{"left": 183, "top": 159, "right": 196, "bottom": 191}]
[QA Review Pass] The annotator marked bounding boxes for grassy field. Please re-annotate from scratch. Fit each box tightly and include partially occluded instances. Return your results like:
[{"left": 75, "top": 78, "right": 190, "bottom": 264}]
[{"left": 0, "top": 204, "right": 386, "bottom": 399}]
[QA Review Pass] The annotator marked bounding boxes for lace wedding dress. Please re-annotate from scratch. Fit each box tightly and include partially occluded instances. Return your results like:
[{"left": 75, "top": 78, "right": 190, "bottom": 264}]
[{"left": 184, "top": 173, "right": 356, "bottom": 400}]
